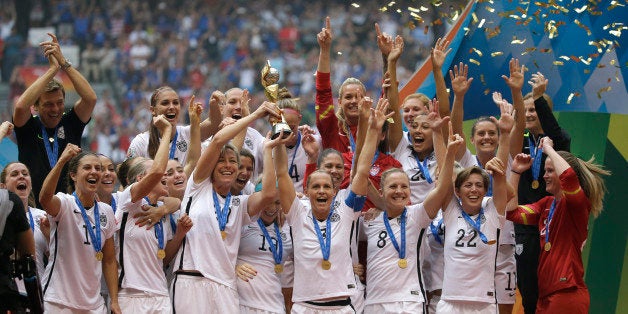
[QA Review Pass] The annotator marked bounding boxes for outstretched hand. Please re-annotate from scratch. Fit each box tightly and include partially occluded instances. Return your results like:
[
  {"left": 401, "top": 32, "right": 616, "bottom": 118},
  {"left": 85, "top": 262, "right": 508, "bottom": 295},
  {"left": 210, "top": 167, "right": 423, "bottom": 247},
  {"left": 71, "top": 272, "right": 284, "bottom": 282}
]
[
  {"left": 501, "top": 58, "right": 525, "bottom": 91},
  {"left": 369, "top": 98, "right": 393, "bottom": 130},
  {"left": 431, "top": 37, "right": 452, "bottom": 70},
  {"left": 317, "top": 16, "right": 333, "bottom": 49},
  {"left": 449, "top": 62, "right": 473, "bottom": 96},
  {"left": 529, "top": 72, "right": 548, "bottom": 100},
  {"left": 188, "top": 95, "right": 204, "bottom": 124},
  {"left": 375, "top": 23, "right": 393, "bottom": 56},
  {"left": 511, "top": 153, "right": 532, "bottom": 174},
  {"left": 427, "top": 98, "right": 449, "bottom": 131}
]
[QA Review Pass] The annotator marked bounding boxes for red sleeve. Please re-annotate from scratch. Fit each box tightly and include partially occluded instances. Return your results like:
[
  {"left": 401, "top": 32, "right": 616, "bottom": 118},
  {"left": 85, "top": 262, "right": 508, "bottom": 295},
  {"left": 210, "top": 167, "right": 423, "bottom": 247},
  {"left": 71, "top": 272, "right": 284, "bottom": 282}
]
[
  {"left": 340, "top": 152, "right": 352, "bottom": 189},
  {"left": 507, "top": 196, "right": 550, "bottom": 225},
  {"left": 303, "top": 162, "right": 317, "bottom": 192},
  {"left": 560, "top": 167, "right": 591, "bottom": 232},
  {"left": 315, "top": 71, "right": 339, "bottom": 148}
]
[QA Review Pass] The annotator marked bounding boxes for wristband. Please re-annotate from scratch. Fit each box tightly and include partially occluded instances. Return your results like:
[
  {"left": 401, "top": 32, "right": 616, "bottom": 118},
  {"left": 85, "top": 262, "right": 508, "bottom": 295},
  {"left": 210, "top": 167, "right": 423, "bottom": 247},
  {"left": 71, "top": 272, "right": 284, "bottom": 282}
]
[{"left": 511, "top": 170, "right": 522, "bottom": 175}]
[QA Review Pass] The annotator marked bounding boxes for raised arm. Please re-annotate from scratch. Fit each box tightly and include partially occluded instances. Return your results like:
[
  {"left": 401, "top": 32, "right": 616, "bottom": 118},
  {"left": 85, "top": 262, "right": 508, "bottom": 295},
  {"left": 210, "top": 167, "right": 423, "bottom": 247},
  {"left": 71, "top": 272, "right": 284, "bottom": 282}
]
[
  {"left": 448, "top": 62, "right": 473, "bottom": 159},
  {"left": 246, "top": 133, "right": 289, "bottom": 217},
  {"left": 485, "top": 156, "right": 508, "bottom": 216},
  {"left": 13, "top": 43, "right": 60, "bottom": 127},
  {"left": 199, "top": 90, "right": 225, "bottom": 141},
  {"left": 0, "top": 121, "right": 13, "bottom": 142},
  {"left": 431, "top": 38, "right": 452, "bottom": 137},
  {"left": 494, "top": 100, "right": 515, "bottom": 167},
  {"left": 505, "top": 153, "right": 532, "bottom": 213},
  {"left": 424, "top": 127, "right": 464, "bottom": 219},
  {"left": 130, "top": 115, "right": 173, "bottom": 202},
  {"left": 386, "top": 35, "right": 405, "bottom": 152},
  {"left": 39, "top": 144, "right": 81, "bottom": 217},
  {"left": 501, "top": 58, "right": 525, "bottom": 158},
  {"left": 529, "top": 72, "right": 571, "bottom": 151},
  {"left": 351, "top": 95, "right": 371, "bottom": 180},
  {"left": 352, "top": 99, "right": 394, "bottom": 196},
  {"left": 317, "top": 17, "right": 332, "bottom": 74},
  {"left": 275, "top": 138, "right": 295, "bottom": 214},
  {"left": 540, "top": 137, "right": 569, "bottom": 176},
  {"left": 183, "top": 96, "right": 203, "bottom": 177},
  {"left": 45, "top": 33, "right": 97, "bottom": 123},
  {"left": 428, "top": 99, "right": 449, "bottom": 174},
  {"left": 231, "top": 90, "right": 251, "bottom": 152},
  {"left": 375, "top": 23, "right": 393, "bottom": 75},
  {"left": 194, "top": 101, "right": 281, "bottom": 184}
]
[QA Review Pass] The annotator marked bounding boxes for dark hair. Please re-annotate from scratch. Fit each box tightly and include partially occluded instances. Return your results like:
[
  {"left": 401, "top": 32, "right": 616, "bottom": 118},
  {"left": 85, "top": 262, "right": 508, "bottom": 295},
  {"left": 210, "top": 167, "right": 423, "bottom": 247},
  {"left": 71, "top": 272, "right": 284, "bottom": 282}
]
[
  {"left": 1, "top": 162, "right": 36, "bottom": 207},
  {"left": 117, "top": 156, "right": 140, "bottom": 189},
  {"left": 35, "top": 79, "right": 66, "bottom": 107},
  {"left": 66, "top": 151, "right": 100, "bottom": 193},
  {"left": 317, "top": 148, "right": 343, "bottom": 168},
  {"left": 454, "top": 166, "right": 490, "bottom": 191},
  {"left": 239, "top": 149, "right": 255, "bottom": 169},
  {"left": 148, "top": 86, "right": 177, "bottom": 158}
]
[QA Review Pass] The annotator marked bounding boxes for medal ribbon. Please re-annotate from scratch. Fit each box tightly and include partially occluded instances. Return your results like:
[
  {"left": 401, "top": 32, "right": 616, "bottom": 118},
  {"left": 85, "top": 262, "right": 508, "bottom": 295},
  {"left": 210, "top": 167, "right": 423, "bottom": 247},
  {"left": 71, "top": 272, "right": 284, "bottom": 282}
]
[
  {"left": 212, "top": 190, "right": 232, "bottom": 233},
  {"left": 312, "top": 196, "right": 335, "bottom": 262},
  {"left": 144, "top": 197, "right": 165, "bottom": 251},
  {"left": 27, "top": 207, "right": 35, "bottom": 231},
  {"left": 429, "top": 218, "right": 444, "bottom": 245},
  {"left": 257, "top": 219, "right": 283, "bottom": 265},
  {"left": 73, "top": 192, "right": 102, "bottom": 254},
  {"left": 110, "top": 196, "right": 117, "bottom": 213},
  {"left": 459, "top": 205, "right": 489, "bottom": 244},
  {"left": 169, "top": 130, "right": 179, "bottom": 159},
  {"left": 528, "top": 136, "right": 543, "bottom": 183},
  {"left": 383, "top": 208, "right": 407, "bottom": 259},
  {"left": 288, "top": 132, "right": 302, "bottom": 173},
  {"left": 346, "top": 122, "right": 356, "bottom": 152},
  {"left": 169, "top": 213, "right": 177, "bottom": 233},
  {"left": 40, "top": 123, "right": 59, "bottom": 168},
  {"left": 544, "top": 199, "right": 557, "bottom": 246},
  {"left": 413, "top": 152, "right": 433, "bottom": 183},
  {"left": 475, "top": 156, "right": 493, "bottom": 197}
]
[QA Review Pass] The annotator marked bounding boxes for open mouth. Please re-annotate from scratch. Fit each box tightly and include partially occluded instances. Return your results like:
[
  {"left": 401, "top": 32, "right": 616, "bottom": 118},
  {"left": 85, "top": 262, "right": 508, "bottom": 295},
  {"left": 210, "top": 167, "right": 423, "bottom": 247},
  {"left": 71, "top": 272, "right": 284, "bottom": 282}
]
[
  {"left": 174, "top": 179, "right": 184, "bottom": 186},
  {"left": 232, "top": 114, "right": 242, "bottom": 120},
  {"left": 315, "top": 198, "right": 328, "bottom": 205},
  {"left": 16, "top": 182, "right": 27, "bottom": 190},
  {"left": 165, "top": 113, "right": 177, "bottom": 120},
  {"left": 414, "top": 136, "right": 424, "bottom": 144},
  {"left": 101, "top": 179, "right": 113, "bottom": 185},
  {"left": 87, "top": 178, "right": 98, "bottom": 184}
]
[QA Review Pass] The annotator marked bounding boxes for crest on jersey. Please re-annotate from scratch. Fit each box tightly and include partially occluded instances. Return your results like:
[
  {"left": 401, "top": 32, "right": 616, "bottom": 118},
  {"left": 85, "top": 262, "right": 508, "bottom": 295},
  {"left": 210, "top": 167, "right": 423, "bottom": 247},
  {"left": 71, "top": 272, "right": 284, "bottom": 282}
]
[
  {"left": 177, "top": 140, "right": 188, "bottom": 152},
  {"left": 57, "top": 126, "right": 66, "bottom": 139},
  {"left": 100, "top": 214, "right": 108, "bottom": 226},
  {"left": 244, "top": 138, "right": 253, "bottom": 148},
  {"left": 515, "top": 244, "right": 523, "bottom": 255},
  {"left": 481, "top": 215, "right": 486, "bottom": 224},
  {"left": 280, "top": 232, "right": 287, "bottom": 241},
  {"left": 332, "top": 200, "right": 340, "bottom": 210},
  {"left": 369, "top": 164, "right": 380, "bottom": 176},
  {"left": 330, "top": 212, "right": 340, "bottom": 222},
  {"left": 232, "top": 197, "right": 241, "bottom": 207}
]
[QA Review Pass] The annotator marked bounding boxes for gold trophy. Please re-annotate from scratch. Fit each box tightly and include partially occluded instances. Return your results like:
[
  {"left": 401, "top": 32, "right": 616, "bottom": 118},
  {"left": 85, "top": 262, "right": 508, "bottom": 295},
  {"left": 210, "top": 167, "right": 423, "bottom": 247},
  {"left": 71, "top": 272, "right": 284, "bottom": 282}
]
[{"left": 261, "top": 60, "right": 292, "bottom": 139}]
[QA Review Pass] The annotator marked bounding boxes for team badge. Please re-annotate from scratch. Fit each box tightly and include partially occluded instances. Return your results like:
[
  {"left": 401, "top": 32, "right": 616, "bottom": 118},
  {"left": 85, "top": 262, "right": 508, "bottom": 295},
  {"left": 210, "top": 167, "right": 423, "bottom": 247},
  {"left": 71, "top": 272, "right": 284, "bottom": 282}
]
[
  {"left": 369, "top": 164, "right": 380, "bottom": 176},
  {"left": 330, "top": 212, "right": 340, "bottom": 222},
  {"left": 232, "top": 197, "right": 241, "bottom": 206},
  {"left": 280, "top": 232, "right": 287, "bottom": 241},
  {"left": 515, "top": 244, "right": 523, "bottom": 255},
  {"left": 177, "top": 140, "right": 188, "bottom": 152},
  {"left": 481, "top": 215, "right": 486, "bottom": 224},
  {"left": 57, "top": 126, "right": 65, "bottom": 139},
  {"left": 332, "top": 200, "right": 340, "bottom": 210},
  {"left": 244, "top": 138, "right": 253, "bottom": 148},
  {"left": 100, "top": 214, "right": 108, "bottom": 227}
]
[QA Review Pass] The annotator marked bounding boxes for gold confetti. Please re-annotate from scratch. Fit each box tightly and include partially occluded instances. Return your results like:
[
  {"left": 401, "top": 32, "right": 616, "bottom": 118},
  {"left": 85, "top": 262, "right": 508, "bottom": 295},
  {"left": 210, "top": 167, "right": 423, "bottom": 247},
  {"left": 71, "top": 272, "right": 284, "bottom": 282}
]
[
  {"left": 486, "top": 6, "right": 495, "bottom": 13},
  {"left": 351, "top": 3, "right": 360, "bottom": 8},
  {"left": 431, "top": 0, "right": 442, "bottom": 7},
  {"left": 420, "top": 6, "right": 429, "bottom": 11},
  {"left": 469, "top": 58, "right": 481, "bottom": 66},
  {"left": 539, "top": 48, "right": 552, "bottom": 53},
  {"left": 380, "top": 6, "right": 388, "bottom": 12},
  {"left": 575, "top": 5, "right": 588, "bottom": 13},
  {"left": 486, "top": 27, "right": 501, "bottom": 39},
  {"left": 491, "top": 51, "right": 504, "bottom": 57},
  {"left": 581, "top": 58, "right": 591, "bottom": 66},
  {"left": 480, "top": 74, "right": 486, "bottom": 85},
  {"left": 472, "top": 12, "right": 478, "bottom": 24},
  {"left": 478, "top": 18, "right": 486, "bottom": 28},
  {"left": 388, "top": 1, "right": 395, "bottom": 7},
  {"left": 337, "top": 51, "right": 343, "bottom": 55},
  {"left": 567, "top": 93, "right": 575, "bottom": 104},
  {"left": 560, "top": 56, "right": 570, "bottom": 61},
  {"left": 574, "top": 20, "right": 592, "bottom": 36},
  {"left": 471, "top": 48, "right": 483, "bottom": 57},
  {"left": 396, "top": 9, "right": 402, "bottom": 13},
  {"left": 553, "top": 61, "right": 564, "bottom": 66},
  {"left": 484, "top": 88, "right": 491, "bottom": 95},
  {"left": 511, "top": 37, "right": 527, "bottom": 44},
  {"left": 522, "top": 47, "right": 536, "bottom": 55},
  {"left": 597, "top": 86, "right": 611, "bottom": 98},
  {"left": 533, "top": 60, "right": 540, "bottom": 69},
  {"left": 408, "top": 7, "right": 421, "bottom": 13},
  {"left": 584, "top": 69, "right": 591, "bottom": 74}
]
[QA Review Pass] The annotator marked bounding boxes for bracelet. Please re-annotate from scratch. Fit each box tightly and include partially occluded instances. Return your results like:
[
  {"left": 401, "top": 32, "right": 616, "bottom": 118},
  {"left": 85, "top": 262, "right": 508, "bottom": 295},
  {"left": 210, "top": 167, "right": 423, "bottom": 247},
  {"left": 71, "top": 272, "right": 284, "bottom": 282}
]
[{"left": 511, "top": 170, "right": 522, "bottom": 175}]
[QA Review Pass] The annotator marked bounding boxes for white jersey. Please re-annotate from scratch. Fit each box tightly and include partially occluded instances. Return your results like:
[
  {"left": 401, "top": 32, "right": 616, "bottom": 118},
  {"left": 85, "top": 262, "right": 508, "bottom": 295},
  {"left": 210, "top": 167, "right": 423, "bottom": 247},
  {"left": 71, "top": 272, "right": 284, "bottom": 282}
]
[
  {"left": 29, "top": 207, "right": 48, "bottom": 282},
  {"left": 285, "top": 132, "right": 321, "bottom": 193},
  {"left": 392, "top": 134, "right": 437, "bottom": 204},
  {"left": 421, "top": 210, "right": 445, "bottom": 293},
  {"left": 286, "top": 191, "right": 361, "bottom": 302},
  {"left": 115, "top": 185, "right": 173, "bottom": 296},
  {"left": 362, "top": 204, "right": 431, "bottom": 305},
  {"left": 279, "top": 224, "right": 294, "bottom": 288},
  {"left": 236, "top": 220, "right": 292, "bottom": 313},
  {"left": 42, "top": 193, "right": 116, "bottom": 310},
  {"left": 127, "top": 125, "right": 192, "bottom": 164},
  {"left": 175, "top": 174, "right": 253, "bottom": 289},
  {"left": 441, "top": 197, "right": 504, "bottom": 303},
  {"left": 202, "top": 127, "right": 265, "bottom": 182}
]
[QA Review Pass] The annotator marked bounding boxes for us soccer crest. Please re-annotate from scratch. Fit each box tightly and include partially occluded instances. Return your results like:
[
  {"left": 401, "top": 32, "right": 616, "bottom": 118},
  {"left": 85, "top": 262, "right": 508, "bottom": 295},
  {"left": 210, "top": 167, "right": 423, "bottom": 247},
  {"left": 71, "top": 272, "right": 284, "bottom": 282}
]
[
  {"left": 369, "top": 164, "right": 380, "bottom": 176},
  {"left": 57, "top": 126, "right": 66, "bottom": 139},
  {"left": 330, "top": 212, "right": 340, "bottom": 222},
  {"left": 177, "top": 140, "right": 188, "bottom": 152},
  {"left": 100, "top": 214, "right": 108, "bottom": 227}
]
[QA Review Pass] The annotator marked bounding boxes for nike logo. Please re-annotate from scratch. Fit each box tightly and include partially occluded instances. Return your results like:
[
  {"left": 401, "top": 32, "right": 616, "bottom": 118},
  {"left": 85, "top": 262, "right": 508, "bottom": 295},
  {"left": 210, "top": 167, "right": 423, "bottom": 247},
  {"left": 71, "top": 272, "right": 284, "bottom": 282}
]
[{"left": 508, "top": 292, "right": 516, "bottom": 297}]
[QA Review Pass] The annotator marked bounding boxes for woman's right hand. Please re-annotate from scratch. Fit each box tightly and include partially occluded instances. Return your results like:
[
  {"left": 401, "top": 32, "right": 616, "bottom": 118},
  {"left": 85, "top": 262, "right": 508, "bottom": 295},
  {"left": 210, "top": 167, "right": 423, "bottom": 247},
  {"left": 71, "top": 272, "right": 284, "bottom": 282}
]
[
  {"left": 153, "top": 114, "right": 171, "bottom": 133},
  {"left": 236, "top": 263, "right": 258, "bottom": 282},
  {"left": 59, "top": 144, "right": 81, "bottom": 165},
  {"left": 512, "top": 153, "right": 532, "bottom": 174},
  {"left": 254, "top": 101, "right": 282, "bottom": 120}
]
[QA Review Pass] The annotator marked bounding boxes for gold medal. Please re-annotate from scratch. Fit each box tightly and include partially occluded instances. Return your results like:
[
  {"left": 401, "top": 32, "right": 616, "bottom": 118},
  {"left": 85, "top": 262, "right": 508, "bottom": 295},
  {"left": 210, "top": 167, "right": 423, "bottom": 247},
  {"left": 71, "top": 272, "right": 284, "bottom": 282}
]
[
  {"left": 221, "top": 230, "right": 227, "bottom": 240},
  {"left": 487, "top": 240, "right": 497, "bottom": 245},
  {"left": 95, "top": 251, "right": 103, "bottom": 261},
  {"left": 532, "top": 180, "right": 539, "bottom": 189},
  {"left": 157, "top": 249, "right": 166, "bottom": 259},
  {"left": 398, "top": 258, "right": 407, "bottom": 269},
  {"left": 544, "top": 242, "right": 551, "bottom": 251},
  {"left": 321, "top": 260, "right": 331, "bottom": 270},
  {"left": 274, "top": 264, "right": 283, "bottom": 274}
]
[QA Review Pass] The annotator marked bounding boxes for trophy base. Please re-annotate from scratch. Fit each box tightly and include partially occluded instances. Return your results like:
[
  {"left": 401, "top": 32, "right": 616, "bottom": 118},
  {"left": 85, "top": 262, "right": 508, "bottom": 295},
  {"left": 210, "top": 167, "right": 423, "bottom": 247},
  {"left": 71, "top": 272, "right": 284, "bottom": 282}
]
[{"left": 271, "top": 123, "right": 292, "bottom": 140}]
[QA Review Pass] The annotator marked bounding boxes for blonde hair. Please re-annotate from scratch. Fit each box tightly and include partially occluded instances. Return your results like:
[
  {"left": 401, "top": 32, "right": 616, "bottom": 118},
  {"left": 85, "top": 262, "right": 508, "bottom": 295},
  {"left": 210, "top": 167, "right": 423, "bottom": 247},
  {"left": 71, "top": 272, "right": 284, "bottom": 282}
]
[
  {"left": 523, "top": 92, "right": 554, "bottom": 110},
  {"left": 276, "top": 87, "right": 301, "bottom": 113},
  {"left": 402, "top": 93, "right": 430, "bottom": 110},
  {"left": 556, "top": 151, "right": 610, "bottom": 218},
  {"left": 336, "top": 77, "right": 365, "bottom": 135}
]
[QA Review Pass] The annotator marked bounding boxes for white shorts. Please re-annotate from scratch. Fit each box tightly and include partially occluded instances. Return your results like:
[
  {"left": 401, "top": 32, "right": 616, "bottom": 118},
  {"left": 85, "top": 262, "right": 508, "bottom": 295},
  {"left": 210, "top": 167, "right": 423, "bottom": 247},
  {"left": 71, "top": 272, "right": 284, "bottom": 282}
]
[
  {"left": 495, "top": 244, "right": 516, "bottom": 304},
  {"left": 171, "top": 274, "right": 239, "bottom": 313},
  {"left": 118, "top": 289, "right": 172, "bottom": 314},
  {"left": 44, "top": 301, "right": 107, "bottom": 314},
  {"left": 350, "top": 277, "right": 365, "bottom": 314},
  {"left": 364, "top": 301, "right": 424, "bottom": 314},
  {"left": 240, "top": 304, "right": 283, "bottom": 314},
  {"left": 291, "top": 301, "right": 354, "bottom": 314},
  {"left": 435, "top": 300, "right": 496, "bottom": 314}
]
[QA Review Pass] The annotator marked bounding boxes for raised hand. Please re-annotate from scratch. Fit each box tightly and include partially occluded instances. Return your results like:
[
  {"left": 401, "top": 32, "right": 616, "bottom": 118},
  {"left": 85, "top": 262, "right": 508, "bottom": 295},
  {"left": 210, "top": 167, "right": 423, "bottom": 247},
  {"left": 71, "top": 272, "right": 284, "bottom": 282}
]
[
  {"left": 375, "top": 23, "right": 393, "bottom": 56},
  {"left": 0, "top": 121, "right": 14, "bottom": 138},
  {"left": 431, "top": 37, "right": 452, "bottom": 70},
  {"left": 209, "top": 90, "right": 226, "bottom": 107},
  {"left": 301, "top": 128, "right": 320, "bottom": 162},
  {"left": 369, "top": 98, "right": 394, "bottom": 130},
  {"left": 40, "top": 33, "right": 66, "bottom": 67},
  {"left": 264, "top": 129, "right": 294, "bottom": 149},
  {"left": 188, "top": 95, "right": 204, "bottom": 125},
  {"left": 387, "top": 35, "right": 404, "bottom": 62},
  {"left": 511, "top": 153, "right": 532, "bottom": 174},
  {"left": 240, "top": 89, "right": 251, "bottom": 117},
  {"left": 359, "top": 94, "right": 374, "bottom": 117},
  {"left": 540, "top": 136, "right": 554, "bottom": 153},
  {"left": 153, "top": 114, "right": 171, "bottom": 133},
  {"left": 317, "top": 16, "right": 333, "bottom": 49},
  {"left": 501, "top": 58, "right": 525, "bottom": 91},
  {"left": 449, "top": 62, "right": 473, "bottom": 96},
  {"left": 485, "top": 156, "right": 506, "bottom": 177},
  {"left": 529, "top": 71, "right": 548, "bottom": 99},
  {"left": 427, "top": 98, "right": 450, "bottom": 131},
  {"left": 59, "top": 143, "right": 81, "bottom": 164},
  {"left": 447, "top": 123, "right": 465, "bottom": 152},
  {"left": 253, "top": 101, "right": 282, "bottom": 120},
  {"left": 495, "top": 99, "right": 515, "bottom": 134}
]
